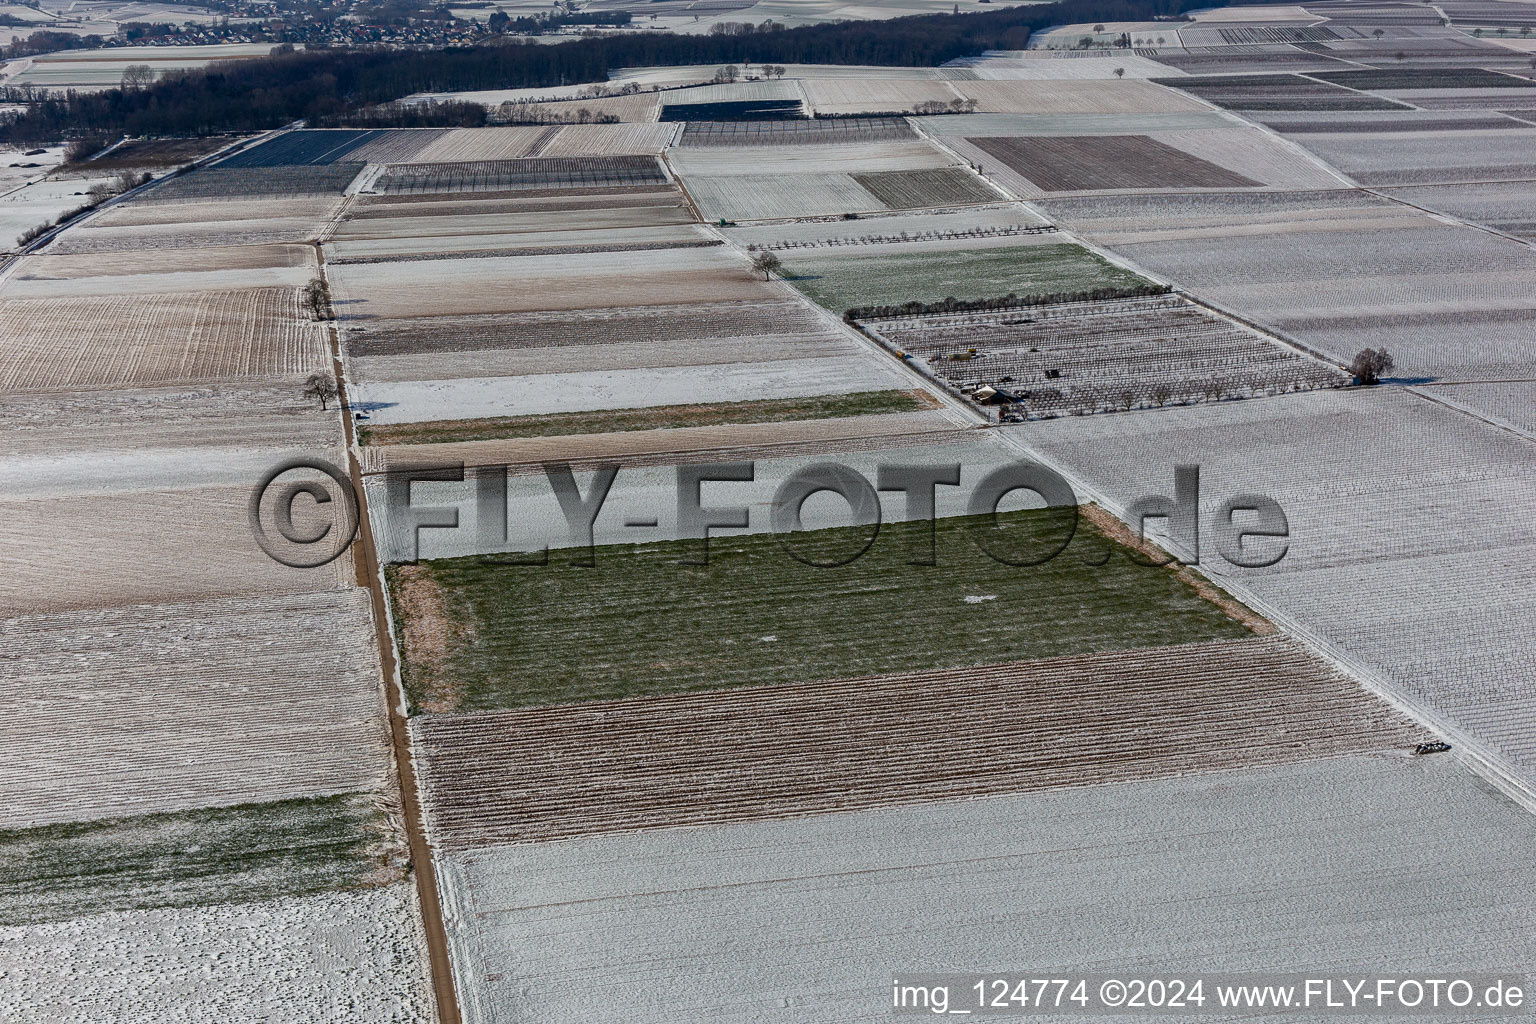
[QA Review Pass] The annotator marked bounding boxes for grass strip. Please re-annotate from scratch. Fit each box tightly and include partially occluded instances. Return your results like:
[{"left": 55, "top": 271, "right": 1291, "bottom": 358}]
[
  {"left": 0, "top": 793, "right": 399, "bottom": 926},
  {"left": 359, "top": 388, "right": 935, "bottom": 446},
  {"left": 388, "top": 508, "right": 1257, "bottom": 713}
]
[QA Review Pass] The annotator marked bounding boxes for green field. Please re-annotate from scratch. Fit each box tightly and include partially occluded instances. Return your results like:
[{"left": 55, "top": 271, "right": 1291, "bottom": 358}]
[
  {"left": 359, "top": 389, "right": 933, "bottom": 446},
  {"left": 388, "top": 510, "right": 1255, "bottom": 713},
  {"left": 784, "top": 243, "right": 1153, "bottom": 313},
  {"left": 0, "top": 794, "right": 397, "bottom": 925}
]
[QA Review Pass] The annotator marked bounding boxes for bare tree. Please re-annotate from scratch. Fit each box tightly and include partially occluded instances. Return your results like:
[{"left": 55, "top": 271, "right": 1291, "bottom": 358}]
[
  {"left": 750, "top": 250, "right": 782, "bottom": 280},
  {"left": 1113, "top": 66, "right": 1125, "bottom": 79},
  {"left": 1349, "top": 347, "right": 1394, "bottom": 385},
  {"left": 713, "top": 64, "right": 740, "bottom": 84},
  {"left": 303, "top": 277, "right": 332, "bottom": 321},
  {"left": 1372, "top": 27, "right": 1385, "bottom": 38},
  {"left": 303, "top": 371, "right": 339, "bottom": 411},
  {"left": 120, "top": 64, "right": 155, "bottom": 91}
]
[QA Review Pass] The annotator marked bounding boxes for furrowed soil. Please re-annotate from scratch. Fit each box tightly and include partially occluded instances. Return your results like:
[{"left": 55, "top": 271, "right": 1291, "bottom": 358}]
[{"left": 411, "top": 636, "right": 1429, "bottom": 847}]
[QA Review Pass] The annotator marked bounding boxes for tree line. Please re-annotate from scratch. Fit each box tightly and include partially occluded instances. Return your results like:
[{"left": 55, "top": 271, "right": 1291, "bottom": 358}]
[{"left": 0, "top": 0, "right": 1242, "bottom": 144}]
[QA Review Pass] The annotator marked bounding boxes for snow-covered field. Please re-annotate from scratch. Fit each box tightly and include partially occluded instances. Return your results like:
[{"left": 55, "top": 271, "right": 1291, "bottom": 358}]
[
  {"left": 0, "top": 288, "right": 326, "bottom": 392},
  {"left": 1039, "top": 190, "right": 1536, "bottom": 381},
  {"left": 328, "top": 247, "right": 771, "bottom": 318},
  {"left": 434, "top": 755, "right": 1536, "bottom": 1024},
  {"left": 0, "top": 885, "right": 435, "bottom": 1024},
  {"left": 1004, "top": 387, "right": 1536, "bottom": 779},
  {"left": 352, "top": 354, "right": 909, "bottom": 425},
  {"left": 0, "top": 590, "right": 390, "bottom": 827}
]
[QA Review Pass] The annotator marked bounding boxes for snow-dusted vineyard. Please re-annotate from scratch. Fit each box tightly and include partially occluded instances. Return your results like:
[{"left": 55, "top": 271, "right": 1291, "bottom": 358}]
[
  {"left": 327, "top": 246, "right": 771, "bottom": 318},
  {"left": 394, "top": 126, "right": 558, "bottom": 162},
  {"left": 949, "top": 78, "right": 1214, "bottom": 113},
  {"left": 342, "top": 128, "right": 451, "bottom": 163},
  {"left": 346, "top": 301, "right": 856, "bottom": 381},
  {"left": 373, "top": 155, "right": 669, "bottom": 194},
  {"left": 517, "top": 93, "right": 664, "bottom": 125},
  {"left": 536, "top": 122, "right": 679, "bottom": 156},
  {"left": 46, "top": 217, "right": 333, "bottom": 254},
  {"left": 142, "top": 163, "right": 365, "bottom": 201},
  {"left": 356, "top": 408, "right": 962, "bottom": 474},
  {"left": 917, "top": 110, "right": 1235, "bottom": 136},
  {"left": 0, "top": 288, "right": 325, "bottom": 392},
  {"left": 0, "top": 591, "right": 387, "bottom": 825},
  {"left": 677, "top": 116, "right": 916, "bottom": 146},
  {"left": 1009, "top": 387, "right": 1536, "bottom": 778},
  {"left": 437, "top": 756, "right": 1536, "bottom": 1024},
  {"left": 967, "top": 133, "right": 1261, "bottom": 191},
  {"left": 723, "top": 205, "right": 1050, "bottom": 249},
  {"left": 1, "top": 885, "right": 435, "bottom": 1024},
  {"left": 862, "top": 293, "right": 1347, "bottom": 417},
  {"left": 1380, "top": 180, "right": 1536, "bottom": 239},
  {"left": 0, "top": 484, "right": 352, "bottom": 614},
  {"left": 684, "top": 171, "right": 887, "bottom": 220},
  {"left": 1294, "top": 126, "right": 1536, "bottom": 183},
  {"left": 1033, "top": 188, "right": 1536, "bottom": 381},
  {"left": 799, "top": 77, "right": 959, "bottom": 114},
  {"left": 412, "top": 636, "right": 1425, "bottom": 847},
  {"left": 17, "top": 243, "right": 315, "bottom": 279},
  {"left": 849, "top": 166, "right": 999, "bottom": 208},
  {"left": 89, "top": 196, "right": 341, "bottom": 229},
  {"left": 0, "top": 382, "right": 339, "bottom": 456}
]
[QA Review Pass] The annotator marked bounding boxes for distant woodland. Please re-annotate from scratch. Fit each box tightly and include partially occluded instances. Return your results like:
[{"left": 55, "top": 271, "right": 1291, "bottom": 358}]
[{"left": 0, "top": 0, "right": 1232, "bottom": 144}]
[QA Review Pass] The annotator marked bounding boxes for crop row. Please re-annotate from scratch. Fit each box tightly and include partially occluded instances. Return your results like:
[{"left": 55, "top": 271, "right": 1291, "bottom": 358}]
[
  {"left": 659, "top": 99, "right": 806, "bottom": 122},
  {"left": 347, "top": 299, "right": 832, "bottom": 356},
  {"left": 373, "top": 156, "right": 667, "bottom": 195},
  {"left": 678, "top": 116, "right": 916, "bottom": 146},
  {"left": 850, "top": 167, "right": 999, "bottom": 209},
  {"left": 141, "top": 164, "right": 365, "bottom": 202},
  {"left": 968, "top": 133, "right": 1260, "bottom": 191},
  {"left": 0, "top": 287, "right": 324, "bottom": 393},
  {"left": 748, "top": 223, "right": 1056, "bottom": 250}
]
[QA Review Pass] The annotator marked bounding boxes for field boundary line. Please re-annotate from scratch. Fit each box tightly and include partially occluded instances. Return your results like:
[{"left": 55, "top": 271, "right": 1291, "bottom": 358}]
[
  {"left": 1403, "top": 382, "right": 1536, "bottom": 444},
  {"left": 1221, "top": 104, "right": 1359, "bottom": 188},
  {"left": 658, "top": 149, "right": 705, "bottom": 222},
  {"left": 1363, "top": 184, "right": 1536, "bottom": 251},
  {"left": 910, "top": 119, "right": 1021, "bottom": 202},
  {"left": 315, "top": 231, "right": 463, "bottom": 1024}
]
